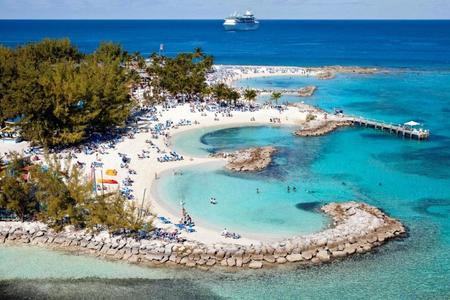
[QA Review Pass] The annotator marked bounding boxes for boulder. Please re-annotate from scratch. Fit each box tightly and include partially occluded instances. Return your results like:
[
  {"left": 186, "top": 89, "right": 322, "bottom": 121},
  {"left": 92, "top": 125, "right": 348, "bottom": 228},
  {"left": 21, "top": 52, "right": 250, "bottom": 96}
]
[
  {"left": 276, "top": 257, "right": 287, "bottom": 264},
  {"left": 316, "top": 250, "right": 330, "bottom": 262},
  {"left": 286, "top": 254, "right": 303, "bottom": 262},
  {"left": 263, "top": 255, "right": 276, "bottom": 263},
  {"left": 226, "top": 257, "right": 236, "bottom": 267},
  {"left": 248, "top": 260, "right": 263, "bottom": 269},
  {"left": 301, "top": 250, "right": 315, "bottom": 260}
]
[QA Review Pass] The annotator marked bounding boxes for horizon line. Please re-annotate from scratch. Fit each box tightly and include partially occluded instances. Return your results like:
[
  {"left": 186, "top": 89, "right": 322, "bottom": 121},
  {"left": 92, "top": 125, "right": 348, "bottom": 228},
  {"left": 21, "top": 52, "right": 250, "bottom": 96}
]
[{"left": 1, "top": 18, "right": 450, "bottom": 21}]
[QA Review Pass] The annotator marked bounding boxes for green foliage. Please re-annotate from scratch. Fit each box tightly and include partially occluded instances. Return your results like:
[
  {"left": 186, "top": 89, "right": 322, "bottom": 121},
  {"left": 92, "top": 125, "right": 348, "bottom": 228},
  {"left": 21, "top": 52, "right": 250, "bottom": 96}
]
[
  {"left": 243, "top": 89, "right": 258, "bottom": 102},
  {"left": 86, "top": 193, "right": 144, "bottom": 233},
  {"left": 306, "top": 113, "right": 317, "bottom": 122},
  {"left": 211, "top": 83, "right": 240, "bottom": 104},
  {"left": 270, "top": 91, "right": 282, "bottom": 105},
  {"left": 0, "top": 176, "right": 38, "bottom": 221},
  {"left": 0, "top": 153, "right": 38, "bottom": 221},
  {"left": 0, "top": 39, "right": 135, "bottom": 146},
  {"left": 148, "top": 48, "right": 213, "bottom": 100},
  {"left": 31, "top": 155, "right": 91, "bottom": 229}
]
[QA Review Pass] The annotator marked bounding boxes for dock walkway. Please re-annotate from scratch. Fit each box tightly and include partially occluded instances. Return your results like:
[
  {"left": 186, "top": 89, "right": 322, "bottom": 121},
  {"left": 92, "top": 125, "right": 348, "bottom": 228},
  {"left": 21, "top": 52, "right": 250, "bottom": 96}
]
[{"left": 344, "top": 116, "right": 430, "bottom": 140}]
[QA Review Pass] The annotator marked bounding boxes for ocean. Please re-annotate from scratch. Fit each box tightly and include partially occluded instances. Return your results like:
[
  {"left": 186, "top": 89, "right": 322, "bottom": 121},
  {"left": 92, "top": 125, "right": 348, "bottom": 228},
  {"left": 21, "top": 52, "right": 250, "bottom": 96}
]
[
  {"left": 1, "top": 20, "right": 450, "bottom": 299},
  {"left": 1, "top": 20, "right": 450, "bottom": 68}
]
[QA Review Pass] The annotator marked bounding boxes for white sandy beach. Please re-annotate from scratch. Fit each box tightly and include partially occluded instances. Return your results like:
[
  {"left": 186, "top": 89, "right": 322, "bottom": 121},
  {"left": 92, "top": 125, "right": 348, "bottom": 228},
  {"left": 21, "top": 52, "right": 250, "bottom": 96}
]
[{"left": 1, "top": 102, "right": 336, "bottom": 246}]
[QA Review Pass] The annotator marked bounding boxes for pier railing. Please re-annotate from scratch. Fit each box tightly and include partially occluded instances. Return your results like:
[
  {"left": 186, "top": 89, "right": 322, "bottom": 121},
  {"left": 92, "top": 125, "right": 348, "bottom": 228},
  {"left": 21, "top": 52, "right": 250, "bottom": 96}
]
[{"left": 343, "top": 115, "right": 430, "bottom": 140}]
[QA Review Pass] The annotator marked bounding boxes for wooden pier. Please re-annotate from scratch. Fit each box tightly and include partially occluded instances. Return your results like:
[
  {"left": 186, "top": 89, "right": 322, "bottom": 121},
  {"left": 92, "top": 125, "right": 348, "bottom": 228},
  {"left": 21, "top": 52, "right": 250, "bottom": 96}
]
[{"left": 344, "top": 116, "right": 430, "bottom": 140}]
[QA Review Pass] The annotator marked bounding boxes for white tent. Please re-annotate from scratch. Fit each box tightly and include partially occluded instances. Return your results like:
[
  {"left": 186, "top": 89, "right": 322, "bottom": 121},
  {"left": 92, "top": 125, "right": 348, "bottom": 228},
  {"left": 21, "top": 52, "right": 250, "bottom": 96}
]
[{"left": 404, "top": 121, "right": 420, "bottom": 126}]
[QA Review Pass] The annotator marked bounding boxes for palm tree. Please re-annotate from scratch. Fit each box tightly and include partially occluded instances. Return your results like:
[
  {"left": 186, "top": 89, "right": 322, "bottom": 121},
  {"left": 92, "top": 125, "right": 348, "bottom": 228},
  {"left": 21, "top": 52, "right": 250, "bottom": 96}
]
[
  {"left": 270, "top": 92, "right": 282, "bottom": 106},
  {"left": 193, "top": 47, "right": 204, "bottom": 58},
  {"left": 243, "top": 89, "right": 257, "bottom": 103},
  {"left": 228, "top": 89, "right": 240, "bottom": 106}
]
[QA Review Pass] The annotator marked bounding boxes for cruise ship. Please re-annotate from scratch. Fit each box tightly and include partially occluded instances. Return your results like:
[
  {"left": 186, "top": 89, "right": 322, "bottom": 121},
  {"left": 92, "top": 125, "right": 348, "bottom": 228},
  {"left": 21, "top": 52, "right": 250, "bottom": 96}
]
[{"left": 223, "top": 11, "right": 260, "bottom": 31}]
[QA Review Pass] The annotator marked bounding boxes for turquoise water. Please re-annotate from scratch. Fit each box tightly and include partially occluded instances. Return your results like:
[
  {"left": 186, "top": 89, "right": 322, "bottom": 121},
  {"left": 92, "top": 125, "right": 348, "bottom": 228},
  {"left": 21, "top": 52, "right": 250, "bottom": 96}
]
[
  {"left": 157, "top": 70, "right": 450, "bottom": 298},
  {"left": 1, "top": 73, "right": 449, "bottom": 299},
  {"left": 165, "top": 126, "right": 331, "bottom": 238},
  {"left": 1, "top": 20, "right": 450, "bottom": 298}
]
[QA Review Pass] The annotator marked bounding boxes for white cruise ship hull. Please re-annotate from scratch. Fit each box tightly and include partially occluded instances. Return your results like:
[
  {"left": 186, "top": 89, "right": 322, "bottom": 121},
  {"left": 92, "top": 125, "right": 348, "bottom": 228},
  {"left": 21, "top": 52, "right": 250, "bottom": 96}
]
[{"left": 223, "top": 22, "right": 259, "bottom": 31}]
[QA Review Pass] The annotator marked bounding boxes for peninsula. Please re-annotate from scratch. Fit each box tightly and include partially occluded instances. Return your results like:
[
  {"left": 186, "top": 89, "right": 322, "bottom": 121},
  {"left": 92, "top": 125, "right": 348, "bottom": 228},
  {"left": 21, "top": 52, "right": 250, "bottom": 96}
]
[{"left": 0, "top": 39, "right": 412, "bottom": 271}]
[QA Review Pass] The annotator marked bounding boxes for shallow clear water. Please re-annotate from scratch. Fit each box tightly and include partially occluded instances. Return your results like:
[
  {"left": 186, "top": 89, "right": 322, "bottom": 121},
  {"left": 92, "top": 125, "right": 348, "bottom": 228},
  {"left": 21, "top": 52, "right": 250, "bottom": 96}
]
[
  {"left": 1, "top": 21, "right": 450, "bottom": 299},
  {"left": 157, "top": 70, "right": 450, "bottom": 298},
  {"left": 164, "top": 126, "right": 331, "bottom": 238},
  {"left": 1, "top": 71, "right": 449, "bottom": 298}
]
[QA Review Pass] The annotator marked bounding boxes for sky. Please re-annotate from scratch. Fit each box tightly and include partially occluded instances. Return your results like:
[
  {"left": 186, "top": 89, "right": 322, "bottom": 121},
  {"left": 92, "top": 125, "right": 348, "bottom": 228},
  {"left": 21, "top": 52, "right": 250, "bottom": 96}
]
[{"left": 0, "top": 0, "right": 449, "bottom": 19}]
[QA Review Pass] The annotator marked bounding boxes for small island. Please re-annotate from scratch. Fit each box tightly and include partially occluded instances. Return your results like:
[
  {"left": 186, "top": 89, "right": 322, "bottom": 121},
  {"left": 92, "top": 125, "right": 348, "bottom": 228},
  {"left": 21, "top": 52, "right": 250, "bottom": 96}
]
[
  {"left": 298, "top": 86, "right": 317, "bottom": 97},
  {"left": 295, "top": 120, "right": 353, "bottom": 137},
  {"left": 213, "top": 146, "right": 276, "bottom": 172}
]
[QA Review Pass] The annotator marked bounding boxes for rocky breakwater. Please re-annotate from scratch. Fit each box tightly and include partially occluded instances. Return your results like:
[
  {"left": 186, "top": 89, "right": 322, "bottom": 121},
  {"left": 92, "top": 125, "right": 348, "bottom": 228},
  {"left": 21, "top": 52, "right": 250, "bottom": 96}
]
[
  {"left": 0, "top": 202, "right": 405, "bottom": 270},
  {"left": 213, "top": 146, "right": 276, "bottom": 172},
  {"left": 295, "top": 120, "right": 353, "bottom": 137},
  {"left": 316, "top": 66, "right": 378, "bottom": 80},
  {"left": 298, "top": 86, "right": 317, "bottom": 97}
]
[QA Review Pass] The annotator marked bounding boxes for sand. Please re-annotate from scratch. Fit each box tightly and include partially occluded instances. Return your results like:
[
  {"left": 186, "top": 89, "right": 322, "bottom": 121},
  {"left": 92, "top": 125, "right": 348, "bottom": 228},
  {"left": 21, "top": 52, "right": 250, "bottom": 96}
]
[{"left": 1, "top": 103, "right": 341, "bottom": 245}]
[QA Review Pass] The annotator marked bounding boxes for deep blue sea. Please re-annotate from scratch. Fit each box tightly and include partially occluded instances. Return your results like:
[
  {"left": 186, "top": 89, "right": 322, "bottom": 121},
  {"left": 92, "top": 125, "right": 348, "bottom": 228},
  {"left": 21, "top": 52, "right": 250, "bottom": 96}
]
[
  {"left": 1, "top": 20, "right": 450, "bottom": 68},
  {"left": 1, "top": 20, "right": 450, "bottom": 299}
]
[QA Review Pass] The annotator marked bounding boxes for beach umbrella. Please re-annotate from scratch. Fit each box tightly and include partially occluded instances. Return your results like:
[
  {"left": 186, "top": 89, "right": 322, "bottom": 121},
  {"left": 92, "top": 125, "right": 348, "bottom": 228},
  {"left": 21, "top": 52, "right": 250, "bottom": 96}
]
[
  {"left": 105, "top": 169, "right": 118, "bottom": 176},
  {"left": 97, "top": 179, "right": 118, "bottom": 185},
  {"left": 404, "top": 121, "right": 420, "bottom": 126}
]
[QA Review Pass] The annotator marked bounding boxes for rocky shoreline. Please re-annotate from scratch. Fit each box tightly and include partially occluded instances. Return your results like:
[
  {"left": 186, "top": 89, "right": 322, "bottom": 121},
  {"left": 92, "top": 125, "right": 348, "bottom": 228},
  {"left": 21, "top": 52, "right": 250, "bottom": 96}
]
[
  {"left": 295, "top": 120, "right": 353, "bottom": 137},
  {"left": 212, "top": 146, "right": 276, "bottom": 172},
  {"left": 0, "top": 202, "right": 405, "bottom": 270},
  {"left": 298, "top": 86, "right": 317, "bottom": 97}
]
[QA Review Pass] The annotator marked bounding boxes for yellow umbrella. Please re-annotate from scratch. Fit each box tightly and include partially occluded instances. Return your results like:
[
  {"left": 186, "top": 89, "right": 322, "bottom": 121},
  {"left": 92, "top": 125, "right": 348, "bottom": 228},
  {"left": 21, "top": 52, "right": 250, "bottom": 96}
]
[{"left": 105, "top": 169, "right": 118, "bottom": 176}]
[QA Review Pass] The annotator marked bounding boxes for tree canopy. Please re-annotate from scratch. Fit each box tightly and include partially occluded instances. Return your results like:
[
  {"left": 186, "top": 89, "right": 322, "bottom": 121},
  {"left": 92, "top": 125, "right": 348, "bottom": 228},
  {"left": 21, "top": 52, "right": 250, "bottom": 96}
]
[
  {"left": 147, "top": 48, "right": 213, "bottom": 101},
  {"left": 0, "top": 39, "right": 136, "bottom": 147},
  {"left": 243, "top": 89, "right": 258, "bottom": 103},
  {"left": 270, "top": 92, "right": 282, "bottom": 105},
  {"left": 0, "top": 153, "right": 147, "bottom": 233}
]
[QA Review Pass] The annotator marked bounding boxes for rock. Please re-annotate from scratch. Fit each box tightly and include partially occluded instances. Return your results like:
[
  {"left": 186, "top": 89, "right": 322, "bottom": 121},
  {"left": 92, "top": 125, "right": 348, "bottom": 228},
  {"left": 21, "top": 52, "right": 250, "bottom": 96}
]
[
  {"left": 226, "top": 257, "right": 236, "bottom": 267},
  {"left": 127, "top": 255, "right": 140, "bottom": 263},
  {"left": 179, "top": 257, "right": 188, "bottom": 265},
  {"left": 286, "top": 254, "right": 303, "bottom": 262},
  {"left": 367, "top": 235, "right": 377, "bottom": 243},
  {"left": 316, "top": 250, "right": 330, "bottom": 262},
  {"left": 107, "top": 248, "right": 118, "bottom": 256},
  {"left": 263, "top": 255, "right": 275, "bottom": 263},
  {"left": 317, "top": 71, "right": 335, "bottom": 80},
  {"left": 215, "top": 146, "right": 277, "bottom": 172},
  {"left": 186, "top": 260, "right": 196, "bottom": 267},
  {"left": 301, "top": 250, "right": 315, "bottom": 260},
  {"left": 248, "top": 260, "right": 263, "bottom": 269},
  {"left": 216, "top": 250, "right": 225, "bottom": 259},
  {"left": 206, "top": 259, "right": 216, "bottom": 266},
  {"left": 276, "top": 257, "right": 287, "bottom": 264},
  {"left": 331, "top": 250, "right": 347, "bottom": 258},
  {"left": 295, "top": 121, "right": 352, "bottom": 137},
  {"left": 311, "top": 257, "right": 320, "bottom": 264},
  {"left": 251, "top": 254, "right": 263, "bottom": 261},
  {"left": 236, "top": 257, "right": 243, "bottom": 267},
  {"left": 298, "top": 86, "right": 317, "bottom": 97}
]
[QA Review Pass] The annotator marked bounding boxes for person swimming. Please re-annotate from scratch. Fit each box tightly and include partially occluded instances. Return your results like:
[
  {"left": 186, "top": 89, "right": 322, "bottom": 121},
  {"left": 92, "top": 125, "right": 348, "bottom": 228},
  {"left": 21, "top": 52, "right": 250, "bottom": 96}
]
[
  {"left": 210, "top": 197, "right": 217, "bottom": 205},
  {"left": 256, "top": 188, "right": 260, "bottom": 194},
  {"left": 287, "top": 186, "right": 291, "bottom": 193},
  {"left": 293, "top": 186, "right": 297, "bottom": 192}
]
